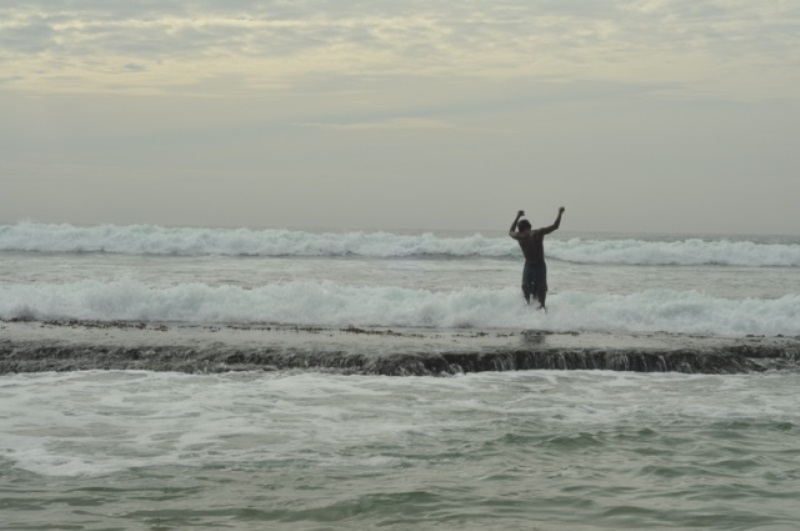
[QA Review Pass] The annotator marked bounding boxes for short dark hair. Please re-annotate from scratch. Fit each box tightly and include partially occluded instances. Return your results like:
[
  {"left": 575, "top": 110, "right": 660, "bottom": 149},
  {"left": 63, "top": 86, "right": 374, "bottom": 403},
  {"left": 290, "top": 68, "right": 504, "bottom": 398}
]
[{"left": 517, "top": 219, "right": 531, "bottom": 231}]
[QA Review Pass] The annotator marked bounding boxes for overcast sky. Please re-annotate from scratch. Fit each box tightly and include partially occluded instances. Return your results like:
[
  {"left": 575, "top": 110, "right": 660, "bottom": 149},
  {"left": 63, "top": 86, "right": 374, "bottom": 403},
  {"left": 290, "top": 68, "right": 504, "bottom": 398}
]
[{"left": 1, "top": 0, "right": 799, "bottom": 234}]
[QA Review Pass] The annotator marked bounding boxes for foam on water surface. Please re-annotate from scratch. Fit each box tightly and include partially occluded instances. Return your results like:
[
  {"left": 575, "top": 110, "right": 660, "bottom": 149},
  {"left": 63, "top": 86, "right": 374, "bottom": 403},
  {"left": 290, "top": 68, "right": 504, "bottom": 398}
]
[
  {"left": 2, "top": 360, "right": 799, "bottom": 529},
  {"left": 2, "top": 369, "right": 798, "bottom": 478},
  {"left": 2, "top": 279, "right": 799, "bottom": 336}
]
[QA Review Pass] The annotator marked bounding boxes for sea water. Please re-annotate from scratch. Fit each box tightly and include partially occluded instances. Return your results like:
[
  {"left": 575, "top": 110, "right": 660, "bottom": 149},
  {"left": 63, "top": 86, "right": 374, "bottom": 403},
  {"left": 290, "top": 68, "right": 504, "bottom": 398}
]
[
  {"left": 1, "top": 222, "right": 799, "bottom": 529},
  {"left": 1, "top": 223, "right": 799, "bottom": 334}
]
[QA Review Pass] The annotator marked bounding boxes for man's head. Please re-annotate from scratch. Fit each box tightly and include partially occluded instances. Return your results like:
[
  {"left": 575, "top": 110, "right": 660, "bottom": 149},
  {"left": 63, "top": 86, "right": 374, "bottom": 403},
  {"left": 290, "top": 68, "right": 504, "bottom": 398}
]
[{"left": 517, "top": 219, "right": 531, "bottom": 231}]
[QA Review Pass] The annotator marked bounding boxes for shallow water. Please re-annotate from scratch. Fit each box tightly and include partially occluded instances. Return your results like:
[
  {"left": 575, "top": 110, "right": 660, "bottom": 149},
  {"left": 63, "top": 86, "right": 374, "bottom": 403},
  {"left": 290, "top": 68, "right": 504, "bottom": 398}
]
[{"left": 2, "top": 370, "right": 798, "bottom": 529}]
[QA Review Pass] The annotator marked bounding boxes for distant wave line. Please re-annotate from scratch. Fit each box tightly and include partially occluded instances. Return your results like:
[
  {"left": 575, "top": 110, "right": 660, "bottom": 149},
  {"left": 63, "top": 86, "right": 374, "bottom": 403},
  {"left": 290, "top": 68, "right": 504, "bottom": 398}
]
[{"left": 1, "top": 223, "right": 799, "bottom": 267}]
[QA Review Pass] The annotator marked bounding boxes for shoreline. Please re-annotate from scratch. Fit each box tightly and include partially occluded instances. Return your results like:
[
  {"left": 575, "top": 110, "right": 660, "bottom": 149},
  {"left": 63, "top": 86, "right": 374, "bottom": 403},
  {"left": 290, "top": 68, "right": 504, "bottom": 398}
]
[{"left": 2, "top": 319, "right": 799, "bottom": 376}]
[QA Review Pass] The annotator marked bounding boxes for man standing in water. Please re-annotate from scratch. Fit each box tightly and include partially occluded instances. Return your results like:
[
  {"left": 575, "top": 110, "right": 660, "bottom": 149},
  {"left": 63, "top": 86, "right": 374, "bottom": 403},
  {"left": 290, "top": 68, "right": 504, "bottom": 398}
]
[{"left": 509, "top": 207, "right": 565, "bottom": 310}]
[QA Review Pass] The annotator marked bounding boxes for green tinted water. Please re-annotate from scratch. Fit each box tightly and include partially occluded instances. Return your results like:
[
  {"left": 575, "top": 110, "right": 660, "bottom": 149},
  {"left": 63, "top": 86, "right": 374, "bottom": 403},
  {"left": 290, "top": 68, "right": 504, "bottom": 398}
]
[{"left": 1, "top": 370, "right": 798, "bottom": 530}]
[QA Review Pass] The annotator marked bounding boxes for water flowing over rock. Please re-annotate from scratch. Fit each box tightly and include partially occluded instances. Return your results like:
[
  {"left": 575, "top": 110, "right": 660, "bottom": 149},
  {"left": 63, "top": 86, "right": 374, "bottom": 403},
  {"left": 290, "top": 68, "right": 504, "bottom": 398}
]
[{"left": 2, "top": 320, "right": 798, "bottom": 376}]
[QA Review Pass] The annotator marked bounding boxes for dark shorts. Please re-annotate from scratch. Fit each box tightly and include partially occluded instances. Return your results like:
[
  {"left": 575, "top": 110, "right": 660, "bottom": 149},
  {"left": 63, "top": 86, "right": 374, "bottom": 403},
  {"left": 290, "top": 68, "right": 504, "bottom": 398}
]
[{"left": 522, "top": 262, "right": 547, "bottom": 298}]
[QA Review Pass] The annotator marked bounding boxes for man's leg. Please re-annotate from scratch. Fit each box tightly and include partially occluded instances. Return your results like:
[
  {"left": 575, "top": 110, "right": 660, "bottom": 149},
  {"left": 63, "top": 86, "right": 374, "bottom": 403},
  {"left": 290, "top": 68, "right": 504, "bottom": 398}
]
[
  {"left": 522, "top": 264, "right": 533, "bottom": 304},
  {"left": 534, "top": 264, "right": 548, "bottom": 310}
]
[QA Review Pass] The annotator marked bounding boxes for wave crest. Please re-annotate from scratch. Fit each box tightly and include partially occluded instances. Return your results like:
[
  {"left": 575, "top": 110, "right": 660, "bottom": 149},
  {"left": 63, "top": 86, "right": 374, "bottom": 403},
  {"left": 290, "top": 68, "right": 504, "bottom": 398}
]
[
  {"left": 2, "top": 223, "right": 799, "bottom": 267},
  {"left": 2, "top": 280, "right": 798, "bottom": 337}
]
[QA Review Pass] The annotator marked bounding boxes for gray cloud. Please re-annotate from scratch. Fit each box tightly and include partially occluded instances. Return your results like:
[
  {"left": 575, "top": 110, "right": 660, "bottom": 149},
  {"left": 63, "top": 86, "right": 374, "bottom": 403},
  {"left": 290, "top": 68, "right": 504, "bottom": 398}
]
[
  {"left": 0, "top": 19, "right": 56, "bottom": 54},
  {"left": 0, "top": 1, "right": 797, "bottom": 100}
]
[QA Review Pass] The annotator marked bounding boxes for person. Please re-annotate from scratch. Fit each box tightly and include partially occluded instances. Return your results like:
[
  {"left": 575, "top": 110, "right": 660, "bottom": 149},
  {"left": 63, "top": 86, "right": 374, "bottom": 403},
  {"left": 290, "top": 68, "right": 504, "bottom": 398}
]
[{"left": 509, "top": 207, "right": 565, "bottom": 310}]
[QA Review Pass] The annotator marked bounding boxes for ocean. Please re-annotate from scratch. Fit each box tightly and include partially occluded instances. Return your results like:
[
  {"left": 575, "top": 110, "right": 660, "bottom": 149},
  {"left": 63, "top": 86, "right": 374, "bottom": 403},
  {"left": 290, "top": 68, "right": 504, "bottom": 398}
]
[{"left": 1, "top": 222, "right": 799, "bottom": 530}]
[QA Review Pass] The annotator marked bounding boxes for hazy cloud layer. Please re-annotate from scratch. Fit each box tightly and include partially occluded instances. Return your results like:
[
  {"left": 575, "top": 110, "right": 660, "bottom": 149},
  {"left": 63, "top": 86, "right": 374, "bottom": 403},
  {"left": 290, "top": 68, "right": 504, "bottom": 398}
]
[{"left": 2, "top": 1, "right": 798, "bottom": 100}]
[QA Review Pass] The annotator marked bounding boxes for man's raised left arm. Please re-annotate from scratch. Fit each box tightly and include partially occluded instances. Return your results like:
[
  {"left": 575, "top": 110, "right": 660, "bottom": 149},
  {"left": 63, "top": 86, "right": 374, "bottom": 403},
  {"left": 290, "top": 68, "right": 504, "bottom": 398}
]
[{"left": 540, "top": 207, "right": 565, "bottom": 235}]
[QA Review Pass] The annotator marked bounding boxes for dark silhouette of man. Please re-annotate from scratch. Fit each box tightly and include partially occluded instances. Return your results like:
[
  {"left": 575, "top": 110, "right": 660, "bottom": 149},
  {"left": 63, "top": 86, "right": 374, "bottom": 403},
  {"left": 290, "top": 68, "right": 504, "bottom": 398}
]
[{"left": 509, "top": 207, "right": 565, "bottom": 310}]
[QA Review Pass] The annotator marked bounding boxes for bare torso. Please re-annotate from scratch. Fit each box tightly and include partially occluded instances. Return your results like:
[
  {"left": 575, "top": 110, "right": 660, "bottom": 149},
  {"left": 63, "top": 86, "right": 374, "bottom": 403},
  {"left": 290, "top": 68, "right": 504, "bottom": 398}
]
[{"left": 514, "top": 230, "right": 546, "bottom": 265}]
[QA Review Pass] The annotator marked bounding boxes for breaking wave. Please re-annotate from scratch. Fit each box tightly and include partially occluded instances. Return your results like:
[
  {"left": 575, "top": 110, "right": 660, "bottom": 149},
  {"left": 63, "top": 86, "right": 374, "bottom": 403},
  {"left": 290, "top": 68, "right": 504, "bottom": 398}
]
[
  {"left": 2, "top": 279, "right": 798, "bottom": 337},
  {"left": 1, "top": 223, "right": 799, "bottom": 267}
]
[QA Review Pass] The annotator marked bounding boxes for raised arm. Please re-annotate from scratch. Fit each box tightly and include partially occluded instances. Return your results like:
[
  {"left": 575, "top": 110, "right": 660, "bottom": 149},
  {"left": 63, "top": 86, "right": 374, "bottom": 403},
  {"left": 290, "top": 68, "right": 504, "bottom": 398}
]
[
  {"left": 540, "top": 207, "right": 565, "bottom": 235},
  {"left": 509, "top": 210, "right": 524, "bottom": 238}
]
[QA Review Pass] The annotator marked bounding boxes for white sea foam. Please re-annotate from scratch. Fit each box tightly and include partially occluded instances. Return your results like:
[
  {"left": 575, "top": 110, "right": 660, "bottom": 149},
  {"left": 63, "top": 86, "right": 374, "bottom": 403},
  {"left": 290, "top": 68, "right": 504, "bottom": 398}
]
[
  {"left": 1, "top": 279, "right": 798, "bottom": 336},
  {"left": 1, "top": 222, "right": 798, "bottom": 266},
  {"left": 0, "top": 223, "right": 510, "bottom": 258},
  {"left": 2, "top": 370, "right": 798, "bottom": 478},
  {"left": 555, "top": 238, "right": 800, "bottom": 267}
]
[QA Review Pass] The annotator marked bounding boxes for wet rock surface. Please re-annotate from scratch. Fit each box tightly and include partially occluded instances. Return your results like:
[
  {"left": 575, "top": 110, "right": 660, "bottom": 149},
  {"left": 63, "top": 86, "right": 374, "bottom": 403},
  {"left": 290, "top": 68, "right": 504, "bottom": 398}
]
[{"left": 2, "top": 320, "right": 798, "bottom": 375}]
